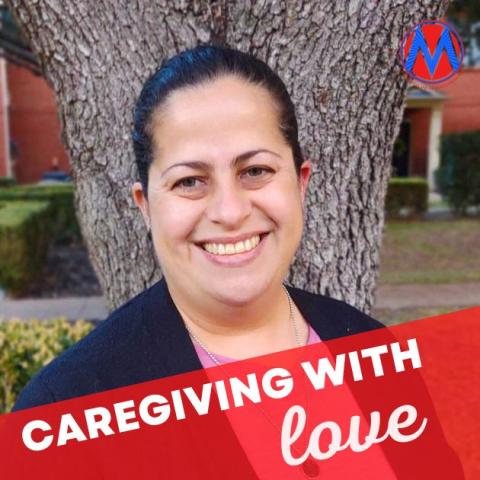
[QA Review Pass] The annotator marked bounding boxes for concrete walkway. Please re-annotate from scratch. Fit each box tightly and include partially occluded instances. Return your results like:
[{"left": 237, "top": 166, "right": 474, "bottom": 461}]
[
  {"left": 374, "top": 283, "right": 480, "bottom": 309},
  {"left": 0, "top": 296, "right": 108, "bottom": 321},
  {"left": 1, "top": 283, "right": 479, "bottom": 321}
]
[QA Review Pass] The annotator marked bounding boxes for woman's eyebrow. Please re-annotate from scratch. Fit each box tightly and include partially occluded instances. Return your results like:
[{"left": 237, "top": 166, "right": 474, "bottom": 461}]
[
  {"left": 161, "top": 161, "right": 209, "bottom": 177},
  {"left": 161, "top": 149, "right": 280, "bottom": 177},
  {"left": 233, "top": 149, "right": 280, "bottom": 166}
]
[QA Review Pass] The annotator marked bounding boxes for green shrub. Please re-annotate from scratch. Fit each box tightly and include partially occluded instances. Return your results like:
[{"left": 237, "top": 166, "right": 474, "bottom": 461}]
[
  {"left": 0, "top": 200, "right": 53, "bottom": 295},
  {"left": 385, "top": 177, "right": 428, "bottom": 217},
  {"left": 0, "top": 177, "right": 16, "bottom": 188},
  {"left": 436, "top": 131, "right": 480, "bottom": 214},
  {"left": 0, "top": 318, "right": 94, "bottom": 413},
  {"left": 0, "top": 183, "right": 80, "bottom": 243}
]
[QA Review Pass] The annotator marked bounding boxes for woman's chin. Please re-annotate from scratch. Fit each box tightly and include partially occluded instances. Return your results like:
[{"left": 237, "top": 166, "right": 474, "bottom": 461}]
[{"left": 205, "top": 278, "right": 272, "bottom": 307}]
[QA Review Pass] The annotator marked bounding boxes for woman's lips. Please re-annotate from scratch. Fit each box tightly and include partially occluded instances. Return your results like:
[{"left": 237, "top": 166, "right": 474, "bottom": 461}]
[{"left": 196, "top": 233, "right": 269, "bottom": 267}]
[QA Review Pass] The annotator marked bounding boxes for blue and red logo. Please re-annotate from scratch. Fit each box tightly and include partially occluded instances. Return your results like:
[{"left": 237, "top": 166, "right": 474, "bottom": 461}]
[{"left": 399, "top": 20, "right": 464, "bottom": 86}]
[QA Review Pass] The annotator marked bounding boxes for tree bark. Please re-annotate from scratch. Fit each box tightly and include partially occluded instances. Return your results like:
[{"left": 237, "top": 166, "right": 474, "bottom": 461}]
[{"left": 6, "top": 0, "right": 450, "bottom": 312}]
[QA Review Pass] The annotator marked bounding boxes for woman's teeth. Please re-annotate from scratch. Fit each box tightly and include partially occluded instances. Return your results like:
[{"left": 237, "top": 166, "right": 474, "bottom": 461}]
[{"left": 203, "top": 235, "right": 260, "bottom": 255}]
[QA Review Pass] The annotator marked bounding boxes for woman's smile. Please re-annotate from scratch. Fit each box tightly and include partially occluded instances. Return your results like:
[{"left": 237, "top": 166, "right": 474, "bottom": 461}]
[{"left": 195, "top": 232, "right": 270, "bottom": 267}]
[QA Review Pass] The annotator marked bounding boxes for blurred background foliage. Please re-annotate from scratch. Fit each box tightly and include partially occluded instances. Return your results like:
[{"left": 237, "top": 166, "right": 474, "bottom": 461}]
[{"left": 0, "top": 318, "right": 93, "bottom": 413}]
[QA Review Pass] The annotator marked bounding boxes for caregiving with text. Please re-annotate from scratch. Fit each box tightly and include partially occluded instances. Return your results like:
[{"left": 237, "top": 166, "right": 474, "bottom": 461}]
[{"left": 22, "top": 339, "right": 422, "bottom": 453}]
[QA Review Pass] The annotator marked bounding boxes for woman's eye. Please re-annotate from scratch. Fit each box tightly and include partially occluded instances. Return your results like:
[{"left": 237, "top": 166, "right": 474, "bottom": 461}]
[
  {"left": 243, "top": 166, "right": 273, "bottom": 178},
  {"left": 173, "top": 177, "right": 204, "bottom": 189}
]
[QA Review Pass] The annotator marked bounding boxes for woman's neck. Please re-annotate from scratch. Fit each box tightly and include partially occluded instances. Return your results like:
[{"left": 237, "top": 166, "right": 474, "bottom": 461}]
[{"left": 167, "top": 282, "right": 309, "bottom": 359}]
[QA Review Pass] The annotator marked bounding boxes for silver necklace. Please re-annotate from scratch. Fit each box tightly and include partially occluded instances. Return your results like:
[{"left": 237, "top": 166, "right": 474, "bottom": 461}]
[
  {"left": 184, "top": 285, "right": 302, "bottom": 365},
  {"left": 183, "top": 286, "right": 319, "bottom": 478}
]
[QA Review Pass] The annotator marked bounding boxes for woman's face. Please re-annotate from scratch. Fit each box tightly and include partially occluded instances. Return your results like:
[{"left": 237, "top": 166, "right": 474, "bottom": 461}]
[{"left": 133, "top": 75, "right": 310, "bottom": 307}]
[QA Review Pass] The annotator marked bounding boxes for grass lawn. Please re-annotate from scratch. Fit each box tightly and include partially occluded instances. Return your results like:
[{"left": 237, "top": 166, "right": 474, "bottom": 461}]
[{"left": 378, "top": 218, "right": 480, "bottom": 285}]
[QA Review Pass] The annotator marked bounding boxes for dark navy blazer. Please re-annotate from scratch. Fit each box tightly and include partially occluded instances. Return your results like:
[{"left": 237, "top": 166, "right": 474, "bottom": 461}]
[
  {"left": 13, "top": 278, "right": 383, "bottom": 410},
  {"left": 13, "top": 279, "right": 463, "bottom": 479}
]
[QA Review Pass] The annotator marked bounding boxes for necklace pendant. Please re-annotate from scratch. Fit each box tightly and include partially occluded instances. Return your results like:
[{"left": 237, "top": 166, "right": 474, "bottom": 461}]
[{"left": 301, "top": 457, "right": 319, "bottom": 477}]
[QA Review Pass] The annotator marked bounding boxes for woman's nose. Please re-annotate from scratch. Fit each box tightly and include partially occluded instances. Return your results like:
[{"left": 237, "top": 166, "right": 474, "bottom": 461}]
[{"left": 206, "top": 181, "right": 251, "bottom": 228}]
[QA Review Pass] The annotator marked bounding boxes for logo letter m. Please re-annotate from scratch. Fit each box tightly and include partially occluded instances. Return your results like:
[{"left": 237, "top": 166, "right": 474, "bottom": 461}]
[{"left": 405, "top": 26, "right": 460, "bottom": 76}]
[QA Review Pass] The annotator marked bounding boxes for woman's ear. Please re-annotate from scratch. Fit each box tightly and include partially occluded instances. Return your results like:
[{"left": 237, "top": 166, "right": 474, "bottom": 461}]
[
  {"left": 299, "top": 160, "right": 312, "bottom": 206},
  {"left": 132, "top": 182, "right": 151, "bottom": 229}
]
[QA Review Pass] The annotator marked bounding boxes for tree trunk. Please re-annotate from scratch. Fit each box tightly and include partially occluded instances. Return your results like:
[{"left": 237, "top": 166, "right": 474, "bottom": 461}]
[{"left": 6, "top": 0, "right": 450, "bottom": 312}]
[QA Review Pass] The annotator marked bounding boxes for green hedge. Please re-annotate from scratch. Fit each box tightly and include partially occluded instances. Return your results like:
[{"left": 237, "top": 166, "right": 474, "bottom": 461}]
[
  {"left": 0, "top": 177, "right": 16, "bottom": 188},
  {"left": 436, "top": 130, "right": 480, "bottom": 214},
  {"left": 0, "top": 184, "right": 82, "bottom": 295},
  {"left": 0, "top": 200, "right": 54, "bottom": 295},
  {"left": 0, "top": 183, "right": 80, "bottom": 243},
  {"left": 0, "top": 318, "right": 93, "bottom": 413},
  {"left": 385, "top": 177, "right": 428, "bottom": 218}
]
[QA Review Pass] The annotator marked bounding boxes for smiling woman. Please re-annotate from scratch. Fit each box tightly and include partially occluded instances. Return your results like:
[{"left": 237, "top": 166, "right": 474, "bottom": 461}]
[
  {"left": 13, "top": 45, "right": 389, "bottom": 477},
  {"left": 14, "top": 44, "right": 385, "bottom": 402}
]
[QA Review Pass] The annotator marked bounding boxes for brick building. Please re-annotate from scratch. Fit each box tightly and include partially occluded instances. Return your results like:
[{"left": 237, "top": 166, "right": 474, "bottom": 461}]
[
  {"left": 0, "top": 3, "right": 69, "bottom": 183},
  {"left": 394, "top": 67, "right": 480, "bottom": 191},
  {"left": 0, "top": 59, "right": 9, "bottom": 178},
  {"left": 0, "top": 58, "right": 68, "bottom": 183}
]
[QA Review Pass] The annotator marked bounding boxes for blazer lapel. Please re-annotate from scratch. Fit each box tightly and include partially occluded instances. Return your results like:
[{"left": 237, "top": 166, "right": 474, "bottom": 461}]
[
  {"left": 141, "top": 277, "right": 204, "bottom": 376},
  {"left": 141, "top": 278, "right": 260, "bottom": 479}
]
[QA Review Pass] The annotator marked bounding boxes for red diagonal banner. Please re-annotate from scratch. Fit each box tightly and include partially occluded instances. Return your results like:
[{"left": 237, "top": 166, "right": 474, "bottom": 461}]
[{"left": 1, "top": 308, "right": 478, "bottom": 479}]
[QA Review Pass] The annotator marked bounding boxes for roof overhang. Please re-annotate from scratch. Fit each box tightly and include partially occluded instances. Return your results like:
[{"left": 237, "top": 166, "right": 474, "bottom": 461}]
[{"left": 406, "top": 86, "right": 447, "bottom": 109}]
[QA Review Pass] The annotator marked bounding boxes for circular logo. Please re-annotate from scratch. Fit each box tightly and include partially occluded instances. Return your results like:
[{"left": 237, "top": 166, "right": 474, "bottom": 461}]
[{"left": 399, "top": 20, "right": 464, "bottom": 85}]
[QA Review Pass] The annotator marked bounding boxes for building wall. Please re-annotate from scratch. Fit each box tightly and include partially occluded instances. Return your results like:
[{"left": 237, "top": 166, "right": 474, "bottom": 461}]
[
  {"left": 442, "top": 68, "right": 480, "bottom": 134},
  {"left": 7, "top": 63, "right": 69, "bottom": 184},
  {"left": 403, "top": 107, "right": 431, "bottom": 177},
  {"left": 0, "top": 59, "right": 10, "bottom": 178}
]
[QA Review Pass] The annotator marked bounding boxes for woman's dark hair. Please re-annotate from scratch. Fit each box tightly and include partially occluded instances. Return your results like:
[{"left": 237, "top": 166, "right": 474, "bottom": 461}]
[{"left": 132, "top": 44, "right": 304, "bottom": 194}]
